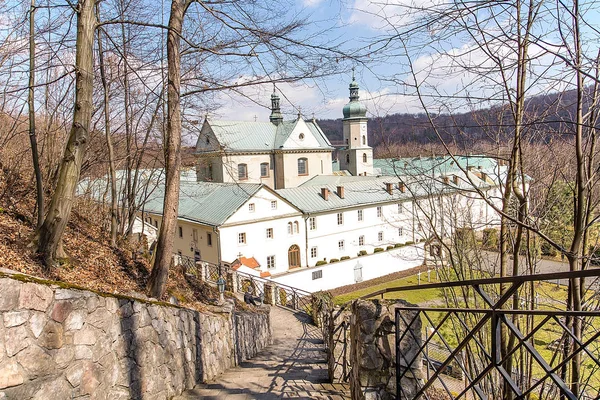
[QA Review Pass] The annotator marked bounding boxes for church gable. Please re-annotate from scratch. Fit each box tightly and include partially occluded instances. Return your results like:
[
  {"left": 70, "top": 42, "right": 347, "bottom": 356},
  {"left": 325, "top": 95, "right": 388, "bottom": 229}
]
[
  {"left": 195, "top": 120, "right": 220, "bottom": 153},
  {"left": 280, "top": 119, "right": 324, "bottom": 150}
]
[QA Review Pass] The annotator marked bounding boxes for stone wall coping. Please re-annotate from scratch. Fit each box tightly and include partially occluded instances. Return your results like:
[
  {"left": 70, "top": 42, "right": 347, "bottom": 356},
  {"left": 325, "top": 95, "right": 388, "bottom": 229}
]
[{"left": 0, "top": 269, "right": 266, "bottom": 318}]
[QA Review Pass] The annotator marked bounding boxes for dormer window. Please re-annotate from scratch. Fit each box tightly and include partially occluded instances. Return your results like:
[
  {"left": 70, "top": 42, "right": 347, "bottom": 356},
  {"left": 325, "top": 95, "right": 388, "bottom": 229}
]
[{"left": 299, "top": 133, "right": 305, "bottom": 140}]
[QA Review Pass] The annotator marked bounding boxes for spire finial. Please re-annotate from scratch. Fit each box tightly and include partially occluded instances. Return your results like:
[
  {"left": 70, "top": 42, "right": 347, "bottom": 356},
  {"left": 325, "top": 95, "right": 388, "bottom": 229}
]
[
  {"left": 352, "top": 66, "right": 355, "bottom": 81},
  {"left": 270, "top": 84, "right": 283, "bottom": 125}
]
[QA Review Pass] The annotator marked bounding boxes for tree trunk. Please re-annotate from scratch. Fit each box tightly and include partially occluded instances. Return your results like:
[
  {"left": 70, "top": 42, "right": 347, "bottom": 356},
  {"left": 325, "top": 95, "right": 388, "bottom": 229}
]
[
  {"left": 28, "top": 0, "right": 44, "bottom": 228},
  {"left": 147, "top": 0, "right": 185, "bottom": 299},
  {"left": 34, "top": 0, "right": 95, "bottom": 267},
  {"left": 96, "top": 8, "right": 118, "bottom": 247}
]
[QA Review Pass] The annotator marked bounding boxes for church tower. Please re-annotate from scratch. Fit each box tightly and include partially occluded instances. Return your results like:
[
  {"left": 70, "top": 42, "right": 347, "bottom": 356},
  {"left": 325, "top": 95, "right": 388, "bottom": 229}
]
[{"left": 339, "top": 71, "right": 373, "bottom": 176}]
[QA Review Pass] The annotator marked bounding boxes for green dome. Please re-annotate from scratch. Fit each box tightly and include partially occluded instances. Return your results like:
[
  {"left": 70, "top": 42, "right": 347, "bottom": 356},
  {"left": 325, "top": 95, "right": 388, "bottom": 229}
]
[
  {"left": 343, "top": 74, "right": 367, "bottom": 118},
  {"left": 343, "top": 101, "right": 367, "bottom": 118}
]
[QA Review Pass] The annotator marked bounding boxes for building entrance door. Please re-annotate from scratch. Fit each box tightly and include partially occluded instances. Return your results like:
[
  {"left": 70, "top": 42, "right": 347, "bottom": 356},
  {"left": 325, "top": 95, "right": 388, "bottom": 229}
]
[{"left": 288, "top": 245, "right": 300, "bottom": 269}]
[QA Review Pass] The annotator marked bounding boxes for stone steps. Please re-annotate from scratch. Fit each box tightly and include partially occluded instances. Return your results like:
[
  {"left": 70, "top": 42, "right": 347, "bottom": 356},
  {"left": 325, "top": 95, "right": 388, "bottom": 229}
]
[{"left": 174, "top": 306, "right": 350, "bottom": 399}]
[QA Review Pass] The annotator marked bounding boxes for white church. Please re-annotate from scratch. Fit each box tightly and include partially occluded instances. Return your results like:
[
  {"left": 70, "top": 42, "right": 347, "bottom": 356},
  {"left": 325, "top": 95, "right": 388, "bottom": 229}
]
[{"left": 136, "top": 76, "right": 504, "bottom": 292}]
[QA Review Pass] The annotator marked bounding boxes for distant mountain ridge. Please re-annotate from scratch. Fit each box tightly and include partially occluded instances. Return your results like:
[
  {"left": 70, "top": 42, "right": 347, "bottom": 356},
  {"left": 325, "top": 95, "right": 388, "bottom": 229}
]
[{"left": 316, "top": 87, "right": 587, "bottom": 149}]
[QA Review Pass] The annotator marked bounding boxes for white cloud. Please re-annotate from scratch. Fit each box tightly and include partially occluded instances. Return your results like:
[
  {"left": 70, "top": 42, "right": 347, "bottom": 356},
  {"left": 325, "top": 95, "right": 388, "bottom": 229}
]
[{"left": 347, "top": 0, "right": 444, "bottom": 30}]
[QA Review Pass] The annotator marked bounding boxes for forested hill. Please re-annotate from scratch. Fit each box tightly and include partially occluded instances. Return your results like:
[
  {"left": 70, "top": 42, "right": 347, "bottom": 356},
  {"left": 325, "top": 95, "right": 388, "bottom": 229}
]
[{"left": 316, "top": 87, "right": 584, "bottom": 149}]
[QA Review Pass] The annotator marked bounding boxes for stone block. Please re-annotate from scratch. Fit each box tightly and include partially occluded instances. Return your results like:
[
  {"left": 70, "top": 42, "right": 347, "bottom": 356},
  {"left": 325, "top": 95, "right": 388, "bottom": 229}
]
[
  {"left": 0, "top": 278, "right": 21, "bottom": 311},
  {"left": 0, "top": 359, "right": 23, "bottom": 389},
  {"left": 5, "top": 325, "right": 29, "bottom": 356},
  {"left": 74, "top": 325, "right": 98, "bottom": 346},
  {"left": 65, "top": 361, "right": 84, "bottom": 387},
  {"left": 3, "top": 311, "right": 29, "bottom": 327},
  {"left": 74, "top": 345, "right": 93, "bottom": 360},
  {"left": 55, "top": 288, "right": 88, "bottom": 300},
  {"left": 29, "top": 311, "right": 46, "bottom": 338},
  {"left": 39, "top": 320, "right": 64, "bottom": 349},
  {"left": 15, "top": 345, "right": 56, "bottom": 379},
  {"left": 19, "top": 283, "right": 53, "bottom": 312},
  {"left": 31, "top": 378, "right": 72, "bottom": 400},
  {"left": 54, "top": 346, "right": 75, "bottom": 368},
  {"left": 80, "top": 361, "right": 101, "bottom": 395},
  {"left": 65, "top": 309, "right": 86, "bottom": 331},
  {"left": 50, "top": 301, "right": 73, "bottom": 323}
]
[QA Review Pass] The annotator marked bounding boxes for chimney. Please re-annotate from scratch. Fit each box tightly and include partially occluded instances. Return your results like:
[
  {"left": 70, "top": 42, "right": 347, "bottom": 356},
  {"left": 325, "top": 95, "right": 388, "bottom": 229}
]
[
  {"left": 481, "top": 172, "right": 488, "bottom": 182},
  {"left": 385, "top": 182, "right": 393, "bottom": 195},
  {"left": 321, "top": 187, "right": 329, "bottom": 201},
  {"left": 442, "top": 176, "right": 449, "bottom": 184},
  {"left": 467, "top": 166, "right": 475, "bottom": 172},
  {"left": 337, "top": 186, "right": 345, "bottom": 199},
  {"left": 453, "top": 175, "right": 459, "bottom": 185},
  {"left": 398, "top": 182, "right": 406, "bottom": 193}
]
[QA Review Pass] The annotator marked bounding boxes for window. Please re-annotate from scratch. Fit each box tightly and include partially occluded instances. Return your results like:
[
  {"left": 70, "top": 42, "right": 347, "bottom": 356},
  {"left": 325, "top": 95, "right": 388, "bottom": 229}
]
[
  {"left": 309, "top": 217, "right": 316, "bottom": 230},
  {"left": 337, "top": 212, "right": 343, "bottom": 225},
  {"left": 178, "top": 226, "right": 183, "bottom": 238},
  {"left": 154, "top": 219, "right": 158, "bottom": 227},
  {"left": 346, "top": 154, "right": 350, "bottom": 164},
  {"left": 362, "top": 135, "right": 366, "bottom": 145},
  {"left": 311, "top": 247, "right": 318, "bottom": 258},
  {"left": 299, "top": 133, "right": 305, "bottom": 140},
  {"left": 266, "top": 228, "right": 273, "bottom": 239},
  {"left": 238, "top": 163, "right": 248, "bottom": 180},
  {"left": 260, "top": 162, "right": 269, "bottom": 177},
  {"left": 399, "top": 227, "right": 404, "bottom": 236},
  {"left": 293, "top": 221, "right": 299, "bottom": 234},
  {"left": 358, "top": 209, "right": 363, "bottom": 221},
  {"left": 193, "top": 229, "right": 198, "bottom": 241},
  {"left": 207, "top": 233, "right": 212, "bottom": 246},
  {"left": 363, "top": 153, "right": 367, "bottom": 163},
  {"left": 206, "top": 137, "right": 210, "bottom": 145},
  {"left": 359, "top": 235, "right": 364, "bottom": 246},
  {"left": 312, "top": 270, "right": 323, "bottom": 280},
  {"left": 271, "top": 200, "right": 277, "bottom": 210},
  {"left": 398, "top": 203, "right": 403, "bottom": 213},
  {"left": 267, "top": 255, "right": 276, "bottom": 269},
  {"left": 298, "top": 158, "right": 308, "bottom": 175},
  {"left": 287, "top": 222, "right": 293, "bottom": 235},
  {"left": 238, "top": 232, "right": 246, "bottom": 244},
  {"left": 377, "top": 206, "right": 382, "bottom": 218},
  {"left": 338, "top": 240, "right": 345, "bottom": 250},
  {"left": 378, "top": 231, "right": 383, "bottom": 242},
  {"left": 208, "top": 164, "right": 213, "bottom": 180},
  {"left": 248, "top": 203, "right": 255, "bottom": 212}
]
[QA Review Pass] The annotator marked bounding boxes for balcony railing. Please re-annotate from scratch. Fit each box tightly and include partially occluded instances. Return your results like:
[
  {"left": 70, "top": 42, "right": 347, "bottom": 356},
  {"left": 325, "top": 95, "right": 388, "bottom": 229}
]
[{"left": 366, "top": 268, "right": 600, "bottom": 400}]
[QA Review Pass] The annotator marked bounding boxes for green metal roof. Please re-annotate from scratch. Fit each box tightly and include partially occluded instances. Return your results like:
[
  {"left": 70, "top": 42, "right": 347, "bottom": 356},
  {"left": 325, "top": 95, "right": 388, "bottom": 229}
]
[
  {"left": 373, "top": 155, "right": 498, "bottom": 177},
  {"left": 140, "top": 181, "right": 262, "bottom": 226},
  {"left": 198, "top": 119, "right": 333, "bottom": 153}
]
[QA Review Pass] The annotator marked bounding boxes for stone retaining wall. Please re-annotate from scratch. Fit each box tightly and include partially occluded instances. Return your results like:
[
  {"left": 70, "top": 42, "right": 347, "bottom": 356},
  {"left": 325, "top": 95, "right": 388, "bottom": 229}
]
[{"left": 0, "top": 273, "right": 271, "bottom": 400}]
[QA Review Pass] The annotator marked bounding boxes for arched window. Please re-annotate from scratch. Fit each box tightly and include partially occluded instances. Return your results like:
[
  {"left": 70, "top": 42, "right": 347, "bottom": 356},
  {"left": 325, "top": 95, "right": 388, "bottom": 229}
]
[
  {"left": 346, "top": 154, "right": 350, "bottom": 164},
  {"left": 288, "top": 245, "right": 300, "bottom": 269},
  {"left": 238, "top": 163, "right": 248, "bottom": 180},
  {"left": 363, "top": 153, "right": 367, "bottom": 163},
  {"left": 362, "top": 135, "right": 366, "bottom": 145},
  {"left": 293, "top": 221, "right": 299, "bottom": 233},
  {"left": 287, "top": 222, "right": 293, "bottom": 235},
  {"left": 298, "top": 158, "right": 308, "bottom": 175}
]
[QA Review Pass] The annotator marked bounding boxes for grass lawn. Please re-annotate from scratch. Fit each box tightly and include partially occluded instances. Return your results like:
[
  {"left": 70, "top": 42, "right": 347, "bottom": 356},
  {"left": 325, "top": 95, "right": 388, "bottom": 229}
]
[{"left": 333, "top": 270, "right": 442, "bottom": 306}]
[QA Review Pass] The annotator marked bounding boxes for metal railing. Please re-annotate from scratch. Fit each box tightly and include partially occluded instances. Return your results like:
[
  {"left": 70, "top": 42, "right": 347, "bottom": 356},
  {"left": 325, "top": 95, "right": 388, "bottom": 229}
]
[
  {"left": 177, "top": 255, "right": 314, "bottom": 316},
  {"left": 360, "top": 268, "right": 600, "bottom": 400}
]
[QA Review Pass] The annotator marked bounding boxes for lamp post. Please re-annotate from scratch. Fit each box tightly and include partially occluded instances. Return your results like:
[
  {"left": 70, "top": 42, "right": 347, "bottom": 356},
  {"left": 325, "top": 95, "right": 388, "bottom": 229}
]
[{"left": 217, "top": 275, "right": 226, "bottom": 304}]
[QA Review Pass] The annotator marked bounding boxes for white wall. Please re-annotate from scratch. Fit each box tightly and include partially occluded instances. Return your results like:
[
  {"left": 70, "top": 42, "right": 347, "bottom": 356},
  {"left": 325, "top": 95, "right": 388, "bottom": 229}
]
[
  {"left": 220, "top": 188, "right": 305, "bottom": 274},
  {"left": 305, "top": 201, "right": 414, "bottom": 267},
  {"left": 271, "top": 244, "right": 424, "bottom": 292}
]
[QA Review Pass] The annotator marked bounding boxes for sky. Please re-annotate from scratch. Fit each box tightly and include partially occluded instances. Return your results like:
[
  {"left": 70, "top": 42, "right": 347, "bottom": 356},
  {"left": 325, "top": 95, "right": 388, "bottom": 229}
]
[{"left": 208, "top": 0, "right": 600, "bottom": 123}]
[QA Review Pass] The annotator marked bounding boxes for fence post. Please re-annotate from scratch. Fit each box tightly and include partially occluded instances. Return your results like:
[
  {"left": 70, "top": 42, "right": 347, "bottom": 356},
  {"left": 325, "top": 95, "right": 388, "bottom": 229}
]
[
  {"left": 195, "top": 261, "right": 203, "bottom": 281},
  {"left": 226, "top": 270, "right": 236, "bottom": 293},
  {"left": 201, "top": 262, "right": 208, "bottom": 281}
]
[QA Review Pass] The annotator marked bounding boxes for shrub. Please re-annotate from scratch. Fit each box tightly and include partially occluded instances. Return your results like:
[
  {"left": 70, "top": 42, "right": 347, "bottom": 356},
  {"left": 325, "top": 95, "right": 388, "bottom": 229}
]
[
  {"left": 315, "top": 260, "right": 327, "bottom": 266},
  {"left": 405, "top": 241, "right": 414, "bottom": 246},
  {"left": 482, "top": 228, "right": 498, "bottom": 248},
  {"left": 394, "top": 243, "right": 403, "bottom": 248},
  {"left": 357, "top": 250, "right": 367, "bottom": 256},
  {"left": 386, "top": 245, "right": 394, "bottom": 250},
  {"left": 374, "top": 247, "right": 384, "bottom": 253},
  {"left": 279, "top": 289, "right": 287, "bottom": 306},
  {"left": 329, "top": 258, "right": 339, "bottom": 263},
  {"left": 541, "top": 241, "right": 558, "bottom": 257},
  {"left": 340, "top": 256, "right": 350, "bottom": 261}
]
